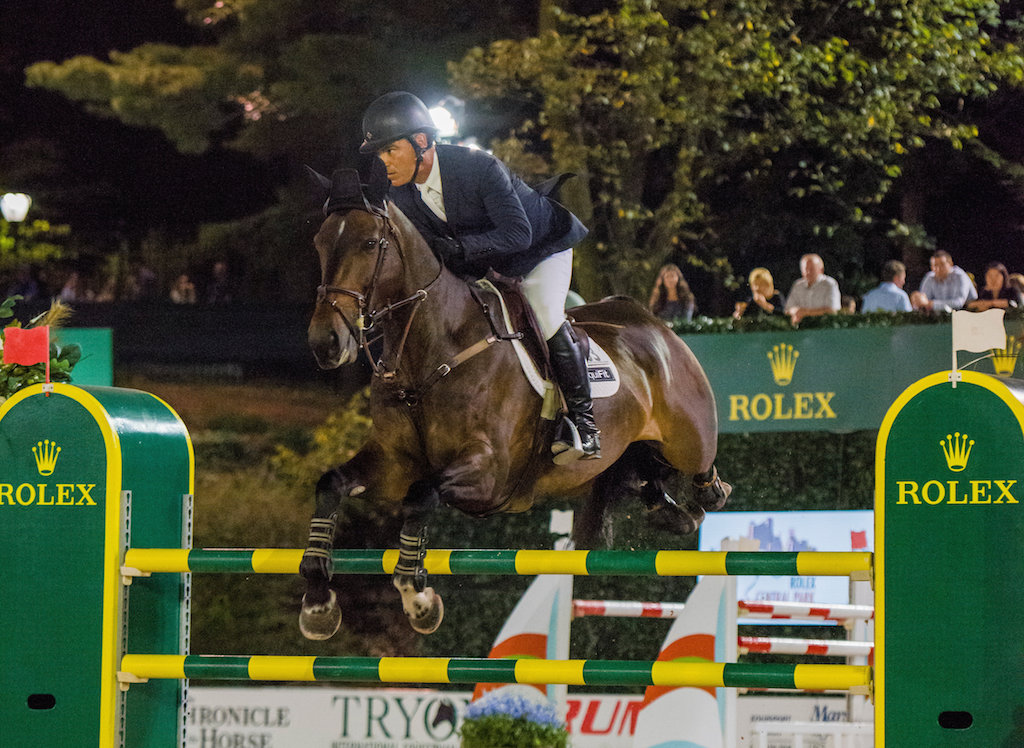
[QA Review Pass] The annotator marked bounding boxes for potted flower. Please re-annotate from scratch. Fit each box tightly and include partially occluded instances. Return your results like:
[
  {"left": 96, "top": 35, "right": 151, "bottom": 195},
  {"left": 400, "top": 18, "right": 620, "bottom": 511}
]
[{"left": 459, "top": 688, "right": 569, "bottom": 748}]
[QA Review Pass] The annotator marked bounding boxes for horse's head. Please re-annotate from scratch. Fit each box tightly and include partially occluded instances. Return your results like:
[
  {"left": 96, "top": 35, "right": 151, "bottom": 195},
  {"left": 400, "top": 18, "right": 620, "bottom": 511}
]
[{"left": 307, "top": 165, "right": 437, "bottom": 370}]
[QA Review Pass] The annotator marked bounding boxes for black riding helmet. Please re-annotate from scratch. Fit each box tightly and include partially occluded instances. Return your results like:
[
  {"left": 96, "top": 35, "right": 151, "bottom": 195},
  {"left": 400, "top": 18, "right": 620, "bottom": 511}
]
[{"left": 359, "top": 91, "right": 437, "bottom": 154}]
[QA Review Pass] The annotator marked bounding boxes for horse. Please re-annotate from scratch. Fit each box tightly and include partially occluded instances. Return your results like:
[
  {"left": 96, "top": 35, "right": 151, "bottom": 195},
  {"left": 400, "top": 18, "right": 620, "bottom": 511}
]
[{"left": 298, "top": 168, "right": 730, "bottom": 640}]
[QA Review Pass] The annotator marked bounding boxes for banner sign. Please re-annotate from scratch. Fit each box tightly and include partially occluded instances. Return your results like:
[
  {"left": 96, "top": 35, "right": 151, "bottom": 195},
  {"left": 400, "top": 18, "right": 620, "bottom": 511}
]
[
  {"left": 682, "top": 322, "right": 1023, "bottom": 433},
  {"left": 699, "top": 510, "right": 873, "bottom": 622},
  {"left": 186, "top": 688, "right": 642, "bottom": 748}
]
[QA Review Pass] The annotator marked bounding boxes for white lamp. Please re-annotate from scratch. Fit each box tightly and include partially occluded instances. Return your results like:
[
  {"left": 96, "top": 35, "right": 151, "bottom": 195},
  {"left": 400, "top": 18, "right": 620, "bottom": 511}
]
[
  {"left": 1, "top": 193, "right": 32, "bottom": 222},
  {"left": 429, "top": 95, "right": 465, "bottom": 140}
]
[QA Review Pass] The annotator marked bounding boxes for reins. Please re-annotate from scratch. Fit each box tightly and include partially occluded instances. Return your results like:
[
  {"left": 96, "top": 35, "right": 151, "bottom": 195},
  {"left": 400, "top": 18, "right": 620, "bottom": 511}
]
[
  {"left": 316, "top": 208, "right": 443, "bottom": 380},
  {"left": 316, "top": 206, "right": 503, "bottom": 401}
]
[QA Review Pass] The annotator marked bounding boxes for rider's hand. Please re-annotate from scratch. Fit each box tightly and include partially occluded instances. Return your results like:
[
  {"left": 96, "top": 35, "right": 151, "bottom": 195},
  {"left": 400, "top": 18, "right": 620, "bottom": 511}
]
[{"left": 430, "top": 236, "right": 465, "bottom": 265}]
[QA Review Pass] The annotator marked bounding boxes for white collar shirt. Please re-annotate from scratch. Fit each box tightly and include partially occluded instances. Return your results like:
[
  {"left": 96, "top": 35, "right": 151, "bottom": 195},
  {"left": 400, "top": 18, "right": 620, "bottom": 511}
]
[{"left": 416, "top": 153, "right": 447, "bottom": 222}]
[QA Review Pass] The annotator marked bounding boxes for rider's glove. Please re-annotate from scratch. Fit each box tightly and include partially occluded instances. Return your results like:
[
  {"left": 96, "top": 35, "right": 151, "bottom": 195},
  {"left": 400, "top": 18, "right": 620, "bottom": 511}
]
[{"left": 430, "top": 236, "right": 465, "bottom": 265}]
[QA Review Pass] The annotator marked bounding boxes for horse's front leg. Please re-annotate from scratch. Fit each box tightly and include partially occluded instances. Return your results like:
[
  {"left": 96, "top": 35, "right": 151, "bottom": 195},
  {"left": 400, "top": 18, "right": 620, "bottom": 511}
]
[
  {"left": 392, "top": 479, "right": 443, "bottom": 634},
  {"left": 298, "top": 463, "right": 368, "bottom": 640}
]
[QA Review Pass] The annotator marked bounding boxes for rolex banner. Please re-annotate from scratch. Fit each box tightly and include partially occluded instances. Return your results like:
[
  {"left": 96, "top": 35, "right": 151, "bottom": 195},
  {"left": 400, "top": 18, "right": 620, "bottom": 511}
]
[{"left": 681, "top": 323, "right": 1024, "bottom": 433}]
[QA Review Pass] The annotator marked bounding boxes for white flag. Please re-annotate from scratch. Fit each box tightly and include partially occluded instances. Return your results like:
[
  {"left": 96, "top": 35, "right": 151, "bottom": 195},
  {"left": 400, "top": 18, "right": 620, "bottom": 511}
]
[{"left": 952, "top": 308, "right": 1007, "bottom": 353}]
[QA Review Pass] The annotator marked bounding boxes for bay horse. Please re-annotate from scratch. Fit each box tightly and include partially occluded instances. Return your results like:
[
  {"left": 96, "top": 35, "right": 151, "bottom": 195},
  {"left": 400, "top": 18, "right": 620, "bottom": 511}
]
[{"left": 298, "top": 168, "right": 730, "bottom": 640}]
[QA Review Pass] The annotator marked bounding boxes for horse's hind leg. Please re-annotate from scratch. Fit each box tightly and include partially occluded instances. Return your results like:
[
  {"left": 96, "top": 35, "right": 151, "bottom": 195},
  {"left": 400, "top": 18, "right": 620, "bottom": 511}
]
[
  {"left": 574, "top": 450, "right": 634, "bottom": 548},
  {"left": 692, "top": 464, "right": 732, "bottom": 511},
  {"left": 392, "top": 479, "right": 444, "bottom": 634},
  {"left": 634, "top": 443, "right": 706, "bottom": 536}
]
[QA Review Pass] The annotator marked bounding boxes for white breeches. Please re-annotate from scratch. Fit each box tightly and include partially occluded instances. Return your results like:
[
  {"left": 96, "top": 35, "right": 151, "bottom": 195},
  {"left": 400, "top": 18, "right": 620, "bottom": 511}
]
[{"left": 521, "top": 248, "right": 573, "bottom": 340}]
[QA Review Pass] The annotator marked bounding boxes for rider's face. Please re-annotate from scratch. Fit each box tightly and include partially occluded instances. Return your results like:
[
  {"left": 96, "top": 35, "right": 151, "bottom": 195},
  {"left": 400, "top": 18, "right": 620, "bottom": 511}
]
[{"left": 377, "top": 139, "right": 417, "bottom": 186}]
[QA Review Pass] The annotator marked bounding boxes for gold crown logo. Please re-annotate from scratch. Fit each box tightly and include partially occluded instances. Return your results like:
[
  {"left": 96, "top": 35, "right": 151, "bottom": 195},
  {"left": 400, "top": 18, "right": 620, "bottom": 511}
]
[
  {"left": 33, "top": 439, "right": 61, "bottom": 476},
  {"left": 940, "top": 432, "right": 974, "bottom": 472},
  {"left": 990, "top": 335, "right": 1021, "bottom": 377},
  {"left": 767, "top": 344, "right": 799, "bottom": 386}
]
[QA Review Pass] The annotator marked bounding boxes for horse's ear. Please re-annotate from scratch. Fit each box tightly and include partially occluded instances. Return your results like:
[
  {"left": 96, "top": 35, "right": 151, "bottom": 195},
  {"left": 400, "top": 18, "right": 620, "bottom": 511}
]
[
  {"left": 358, "top": 154, "right": 390, "bottom": 211},
  {"left": 325, "top": 169, "right": 367, "bottom": 214},
  {"left": 304, "top": 165, "right": 333, "bottom": 214},
  {"left": 305, "top": 165, "right": 332, "bottom": 192}
]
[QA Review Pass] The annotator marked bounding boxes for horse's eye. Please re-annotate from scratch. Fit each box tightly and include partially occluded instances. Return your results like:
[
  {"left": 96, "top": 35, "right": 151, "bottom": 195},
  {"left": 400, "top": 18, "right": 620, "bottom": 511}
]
[{"left": 366, "top": 240, "right": 378, "bottom": 250}]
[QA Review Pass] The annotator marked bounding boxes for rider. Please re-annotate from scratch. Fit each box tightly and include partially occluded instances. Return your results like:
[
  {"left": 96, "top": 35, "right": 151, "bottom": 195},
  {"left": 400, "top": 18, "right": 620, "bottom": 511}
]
[{"left": 359, "top": 90, "right": 600, "bottom": 462}]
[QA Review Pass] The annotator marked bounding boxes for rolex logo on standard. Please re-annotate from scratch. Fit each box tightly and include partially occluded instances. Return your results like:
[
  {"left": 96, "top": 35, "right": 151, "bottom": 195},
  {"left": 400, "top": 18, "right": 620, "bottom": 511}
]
[
  {"left": 894, "top": 431, "right": 1019, "bottom": 505},
  {"left": 33, "top": 439, "right": 61, "bottom": 476},
  {"left": 767, "top": 344, "right": 799, "bottom": 386}
]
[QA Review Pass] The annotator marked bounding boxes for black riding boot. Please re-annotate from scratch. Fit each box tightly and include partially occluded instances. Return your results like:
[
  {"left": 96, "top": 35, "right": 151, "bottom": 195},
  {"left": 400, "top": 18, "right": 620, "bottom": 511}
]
[{"left": 547, "top": 321, "right": 601, "bottom": 463}]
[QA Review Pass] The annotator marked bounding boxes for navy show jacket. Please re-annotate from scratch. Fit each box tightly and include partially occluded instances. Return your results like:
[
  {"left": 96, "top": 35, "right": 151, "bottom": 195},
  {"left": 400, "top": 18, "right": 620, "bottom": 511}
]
[{"left": 388, "top": 144, "right": 589, "bottom": 278}]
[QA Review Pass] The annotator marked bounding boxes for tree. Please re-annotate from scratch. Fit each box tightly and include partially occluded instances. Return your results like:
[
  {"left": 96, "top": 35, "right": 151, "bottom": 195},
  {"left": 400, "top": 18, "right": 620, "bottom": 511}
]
[
  {"left": 449, "top": 0, "right": 1024, "bottom": 304},
  {"left": 24, "top": 0, "right": 1024, "bottom": 308}
]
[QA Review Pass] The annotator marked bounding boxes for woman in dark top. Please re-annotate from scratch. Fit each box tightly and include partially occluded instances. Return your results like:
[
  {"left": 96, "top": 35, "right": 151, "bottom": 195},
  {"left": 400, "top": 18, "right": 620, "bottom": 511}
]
[
  {"left": 967, "top": 261, "right": 1021, "bottom": 311},
  {"left": 648, "top": 263, "right": 696, "bottom": 322},
  {"left": 734, "top": 267, "right": 787, "bottom": 318}
]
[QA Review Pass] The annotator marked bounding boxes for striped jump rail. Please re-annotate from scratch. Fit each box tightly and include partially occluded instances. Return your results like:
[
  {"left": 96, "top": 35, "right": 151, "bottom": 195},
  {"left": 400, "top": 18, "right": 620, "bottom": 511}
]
[
  {"left": 738, "top": 637, "right": 873, "bottom": 658},
  {"left": 121, "top": 548, "right": 873, "bottom": 580},
  {"left": 738, "top": 600, "right": 875, "bottom": 622},
  {"left": 117, "top": 654, "right": 872, "bottom": 694},
  {"left": 572, "top": 600, "right": 876, "bottom": 623}
]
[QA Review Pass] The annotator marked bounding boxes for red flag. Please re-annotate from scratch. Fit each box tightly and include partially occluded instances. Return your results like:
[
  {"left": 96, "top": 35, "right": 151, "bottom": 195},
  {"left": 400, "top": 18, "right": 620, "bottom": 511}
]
[
  {"left": 850, "top": 529, "right": 868, "bottom": 551},
  {"left": 3, "top": 326, "right": 50, "bottom": 366}
]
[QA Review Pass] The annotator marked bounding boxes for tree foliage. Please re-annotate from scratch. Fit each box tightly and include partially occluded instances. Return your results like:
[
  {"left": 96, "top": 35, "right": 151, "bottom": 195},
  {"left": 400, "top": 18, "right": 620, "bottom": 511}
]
[
  {"left": 22, "top": 0, "right": 1024, "bottom": 307},
  {"left": 25, "top": 0, "right": 537, "bottom": 164},
  {"left": 449, "top": 0, "right": 1024, "bottom": 301}
]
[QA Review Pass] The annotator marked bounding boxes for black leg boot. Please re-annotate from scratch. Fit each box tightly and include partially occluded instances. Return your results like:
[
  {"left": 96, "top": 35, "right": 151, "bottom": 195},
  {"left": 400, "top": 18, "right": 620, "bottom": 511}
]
[{"left": 547, "top": 321, "right": 601, "bottom": 463}]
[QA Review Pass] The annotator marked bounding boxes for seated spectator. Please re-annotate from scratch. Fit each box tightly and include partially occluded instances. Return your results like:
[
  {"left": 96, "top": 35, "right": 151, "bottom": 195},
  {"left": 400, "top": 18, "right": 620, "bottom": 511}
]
[
  {"left": 169, "top": 274, "right": 197, "bottom": 304},
  {"left": 910, "top": 250, "right": 977, "bottom": 312},
  {"left": 785, "top": 254, "right": 841, "bottom": 325},
  {"left": 59, "top": 271, "right": 91, "bottom": 303},
  {"left": 861, "top": 260, "right": 913, "bottom": 313},
  {"left": 733, "top": 267, "right": 786, "bottom": 319},
  {"left": 648, "top": 263, "right": 696, "bottom": 322},
  {"left": 840, "top": 295, "right": 857, "bottom": 314},
  {"left": 1009, "top": 273, "right": 1024, "bottom": 300},
  {"left": 206, "top": 260, "right": 234, "bottom": 304},
  {"left": 967, "top": 261, "right": 1021, "bottom": 311}
]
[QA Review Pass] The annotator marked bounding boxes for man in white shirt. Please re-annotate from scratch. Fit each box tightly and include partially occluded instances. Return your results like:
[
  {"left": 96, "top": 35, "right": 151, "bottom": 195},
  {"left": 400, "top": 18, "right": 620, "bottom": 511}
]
[
  {"left": 910, "top": 250, "right": 978, "bottom": 312},
  {"left": 785, "top": 254, "right": 841, "bottom": 325}
]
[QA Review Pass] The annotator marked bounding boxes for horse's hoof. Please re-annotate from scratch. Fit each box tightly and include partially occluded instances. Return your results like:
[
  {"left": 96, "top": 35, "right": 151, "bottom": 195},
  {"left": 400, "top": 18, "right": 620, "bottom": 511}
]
[
  {"left": 299, "top": 590, "right": 342, "bottom": 641},
  {"left": 405, "top": 587, "right": 444, "bottom": 634}
]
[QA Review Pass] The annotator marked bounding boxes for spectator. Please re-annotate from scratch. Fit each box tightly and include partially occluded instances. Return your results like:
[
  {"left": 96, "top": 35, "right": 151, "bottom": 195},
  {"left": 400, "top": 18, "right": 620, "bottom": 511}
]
[
  {"left": 1010, "top": 273, "right": 1024, "bottom": 300},
  {"left": 861, "top": 260, "right": 913, "bottom": 313},
  {"left": 169, "top": 274, "right": 197, "bottom": 304},
  {"left": 910, "top": 250, "right": 977, "bottom": 312},
  {"left": 785, "top": 254, "right": 841, "bottom": 325},
  {"left": 59, "top": 271, "right": 90, "bottom": 303},
  {"left": 967, "top": 261, "right": 1021, "bottom": 311},
  {"left": 733, "top": 267, "right": 786, "bottom": 319},
  {"left": 206, "top": 260, "right": 234, "bottom": 304},
  {"left": 841, "top": 295, "right": 857, "bottom": 314},
  {"left": 648, "top": 263, "right": 696, "bottom": 322}
]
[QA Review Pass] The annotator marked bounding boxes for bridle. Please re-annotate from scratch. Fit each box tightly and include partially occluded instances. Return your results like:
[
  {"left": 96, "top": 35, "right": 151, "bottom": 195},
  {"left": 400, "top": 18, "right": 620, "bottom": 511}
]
[{"left": 315, "top": 206, "right": 442, "bottom": 379}]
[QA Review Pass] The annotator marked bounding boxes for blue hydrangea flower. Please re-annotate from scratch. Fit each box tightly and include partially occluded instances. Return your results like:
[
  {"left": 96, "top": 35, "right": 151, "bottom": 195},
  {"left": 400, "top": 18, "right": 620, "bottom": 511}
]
[{"left": 465, "top": 692, "right": 564, "bottom": 729}]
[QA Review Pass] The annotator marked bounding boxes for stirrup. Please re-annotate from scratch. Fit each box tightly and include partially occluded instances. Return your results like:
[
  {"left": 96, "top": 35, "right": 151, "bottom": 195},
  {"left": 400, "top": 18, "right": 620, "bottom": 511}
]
[{"left": 552, "top": 416, "right": 585, "bottom": 465}]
